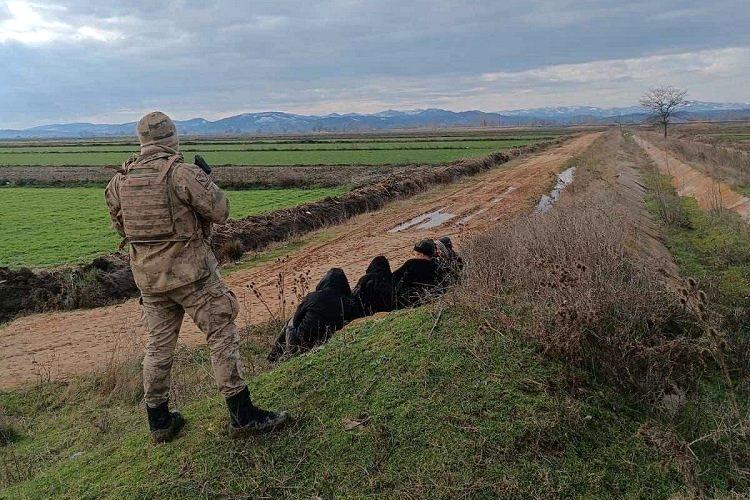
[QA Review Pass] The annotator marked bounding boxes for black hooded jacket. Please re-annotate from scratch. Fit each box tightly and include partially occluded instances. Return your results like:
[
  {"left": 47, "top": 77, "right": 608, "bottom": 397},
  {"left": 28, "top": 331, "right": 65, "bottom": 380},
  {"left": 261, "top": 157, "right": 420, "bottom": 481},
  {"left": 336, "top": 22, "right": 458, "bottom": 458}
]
[
  {"left": 289, "top": 268, "right": 360, "bottom": 348},
  {"left": 353, "top": 256, "right": 394, "bottom": 316},
  {"left": 392, "top": 257, "right": 439, "bottom": 308}
]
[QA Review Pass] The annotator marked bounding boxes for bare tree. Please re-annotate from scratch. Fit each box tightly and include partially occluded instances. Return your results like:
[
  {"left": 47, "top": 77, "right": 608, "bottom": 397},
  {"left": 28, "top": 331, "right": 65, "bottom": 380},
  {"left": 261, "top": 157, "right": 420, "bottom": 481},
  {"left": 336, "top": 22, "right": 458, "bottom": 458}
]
[{"left": 639, "top": 86, "right": 688, "bottom": 138}]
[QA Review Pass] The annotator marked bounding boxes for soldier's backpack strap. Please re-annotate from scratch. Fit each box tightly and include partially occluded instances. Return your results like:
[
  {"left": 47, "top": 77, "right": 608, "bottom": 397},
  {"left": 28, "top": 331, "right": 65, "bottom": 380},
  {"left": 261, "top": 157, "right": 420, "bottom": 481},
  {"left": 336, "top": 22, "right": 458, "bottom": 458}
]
[{"left": 157, "top": 154, "right": 181, "bottom": 183}]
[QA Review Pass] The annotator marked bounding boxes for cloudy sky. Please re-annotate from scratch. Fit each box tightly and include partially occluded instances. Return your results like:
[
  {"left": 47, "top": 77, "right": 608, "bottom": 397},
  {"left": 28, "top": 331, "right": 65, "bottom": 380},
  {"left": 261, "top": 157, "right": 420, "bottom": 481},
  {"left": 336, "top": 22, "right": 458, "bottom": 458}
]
[{"left": 1, "top": 0, "right": 749, "bottom": 128}]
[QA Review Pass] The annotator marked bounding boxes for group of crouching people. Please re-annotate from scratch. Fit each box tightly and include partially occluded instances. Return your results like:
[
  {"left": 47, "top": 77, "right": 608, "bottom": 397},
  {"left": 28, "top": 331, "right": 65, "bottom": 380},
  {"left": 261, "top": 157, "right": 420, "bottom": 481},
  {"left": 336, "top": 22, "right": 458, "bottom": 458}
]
[{"left": 268, "top": 236, "right": 463, "bottom": 361}]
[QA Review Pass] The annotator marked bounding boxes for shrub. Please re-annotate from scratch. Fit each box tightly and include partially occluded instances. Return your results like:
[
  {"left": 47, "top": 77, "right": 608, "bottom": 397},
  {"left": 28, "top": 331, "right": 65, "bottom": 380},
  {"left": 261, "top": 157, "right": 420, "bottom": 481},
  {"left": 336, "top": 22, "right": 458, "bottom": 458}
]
[
  {"left": 221, "top": 239, "right": 245, "bottom": 262},
  {"left": 0, "top": 421, "right": 20, "bottom": 446}
]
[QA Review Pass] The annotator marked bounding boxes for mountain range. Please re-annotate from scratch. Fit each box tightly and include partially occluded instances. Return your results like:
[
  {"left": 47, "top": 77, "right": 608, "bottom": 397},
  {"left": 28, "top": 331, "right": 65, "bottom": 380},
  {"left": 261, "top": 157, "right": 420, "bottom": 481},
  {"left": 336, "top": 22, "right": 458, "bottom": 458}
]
[{"left": 2, "top": 101, "right": 749, "bottom": 139}]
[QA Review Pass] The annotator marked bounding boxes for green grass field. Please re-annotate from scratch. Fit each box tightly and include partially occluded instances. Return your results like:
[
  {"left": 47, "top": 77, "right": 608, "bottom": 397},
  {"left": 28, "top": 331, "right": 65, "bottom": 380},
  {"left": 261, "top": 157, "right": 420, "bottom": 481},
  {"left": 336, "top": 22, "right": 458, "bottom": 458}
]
[
  {"left": 0, "top": 139, "right": 541, "bottom": 166},
  {"left": 0, "top": 186, "right": 346, "bottom": 268},
  {"left": 0, "top": 138, "right": 550, "bottom": 153},
  {"left": 690, "top": 125, "right": 750, "bottom": 147}
]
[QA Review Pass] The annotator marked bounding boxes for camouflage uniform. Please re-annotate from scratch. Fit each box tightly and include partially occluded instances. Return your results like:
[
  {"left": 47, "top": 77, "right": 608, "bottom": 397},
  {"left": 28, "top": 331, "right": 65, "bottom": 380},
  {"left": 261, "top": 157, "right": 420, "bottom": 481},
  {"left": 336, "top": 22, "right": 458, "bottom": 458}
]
[{"left": 105, "top": 111, "right": 245, "bottom": 408}]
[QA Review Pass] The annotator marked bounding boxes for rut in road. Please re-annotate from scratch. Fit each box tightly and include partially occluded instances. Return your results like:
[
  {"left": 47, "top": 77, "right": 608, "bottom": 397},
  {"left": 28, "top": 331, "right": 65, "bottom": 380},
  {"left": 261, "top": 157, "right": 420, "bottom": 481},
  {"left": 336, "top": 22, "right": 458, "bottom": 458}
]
[{"left": 0, "top": 134, "right": 599, "bottom": 389}]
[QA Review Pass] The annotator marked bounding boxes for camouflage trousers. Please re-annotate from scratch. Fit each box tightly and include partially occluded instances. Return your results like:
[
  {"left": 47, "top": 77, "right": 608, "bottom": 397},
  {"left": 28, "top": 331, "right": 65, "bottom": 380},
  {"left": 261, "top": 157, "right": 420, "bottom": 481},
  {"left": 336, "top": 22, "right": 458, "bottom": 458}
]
[{"left": 140, "top": 273, "right": 246, "bottom": 407}]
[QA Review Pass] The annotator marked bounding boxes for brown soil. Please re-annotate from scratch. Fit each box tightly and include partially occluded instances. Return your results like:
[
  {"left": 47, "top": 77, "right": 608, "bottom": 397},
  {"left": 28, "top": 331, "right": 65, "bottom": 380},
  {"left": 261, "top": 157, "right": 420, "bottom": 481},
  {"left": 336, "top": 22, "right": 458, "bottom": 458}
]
[
  {"left": 0, "top": 134, "right": 599, "bottom": 389},
  {"left": 634, "top": 136, "right": 750, "bottom": 221}
]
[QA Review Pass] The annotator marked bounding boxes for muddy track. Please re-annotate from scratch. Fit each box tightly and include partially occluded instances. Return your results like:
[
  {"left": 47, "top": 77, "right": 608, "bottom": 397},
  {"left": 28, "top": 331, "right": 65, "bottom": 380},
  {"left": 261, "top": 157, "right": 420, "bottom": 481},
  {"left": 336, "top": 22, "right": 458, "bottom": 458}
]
[
  {"left": 634, "top": 135, "right": 750, "bottom": 221},
  {"left": 0, "top": 134, "right": 599, "bottom": 389}
]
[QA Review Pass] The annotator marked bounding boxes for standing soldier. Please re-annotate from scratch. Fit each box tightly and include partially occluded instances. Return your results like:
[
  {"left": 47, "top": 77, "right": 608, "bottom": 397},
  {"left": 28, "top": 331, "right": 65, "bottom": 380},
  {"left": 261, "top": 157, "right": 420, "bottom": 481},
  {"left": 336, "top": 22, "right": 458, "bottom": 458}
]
[{"left": 105, "top": 111, "right": 287, "bottom": 443}]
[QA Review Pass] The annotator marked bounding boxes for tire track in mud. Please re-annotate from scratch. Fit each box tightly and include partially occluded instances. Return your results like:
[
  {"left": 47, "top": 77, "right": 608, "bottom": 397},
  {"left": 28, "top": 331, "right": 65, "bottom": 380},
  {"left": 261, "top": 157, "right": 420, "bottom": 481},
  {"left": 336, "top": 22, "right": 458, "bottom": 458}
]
[
  {"left": 0, "top": 134, "right": 599, "bottom": 389},
  {"left": 634, "top": 135, "right": 750, "bottom": 221}
]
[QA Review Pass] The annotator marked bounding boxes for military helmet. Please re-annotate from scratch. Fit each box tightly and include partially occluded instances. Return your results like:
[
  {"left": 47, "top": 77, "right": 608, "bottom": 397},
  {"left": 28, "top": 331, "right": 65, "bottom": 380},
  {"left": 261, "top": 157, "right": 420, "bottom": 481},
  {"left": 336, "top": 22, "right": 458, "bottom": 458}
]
[{"left": 137, "top": 111, "right": 178, "bottom": 148}]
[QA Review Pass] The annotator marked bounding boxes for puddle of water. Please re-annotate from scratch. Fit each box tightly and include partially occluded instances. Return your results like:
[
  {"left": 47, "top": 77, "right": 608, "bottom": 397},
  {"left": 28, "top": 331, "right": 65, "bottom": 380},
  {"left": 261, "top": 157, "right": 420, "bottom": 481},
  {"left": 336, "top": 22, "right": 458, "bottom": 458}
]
[
  {"left": 492, "top": 186, "right": 518, "bottom": 203},
  {"left": 388, "top": 212, "right": 433, "bottom": 233},
  {"left": 535, "top": 166, "right": 576, "bottom": 213},
  {"left": 389, "top": 208, "right": 457, "bottom": 233},
  {"left": 415, "top": 210, "right": 457, "bottom": 229}
]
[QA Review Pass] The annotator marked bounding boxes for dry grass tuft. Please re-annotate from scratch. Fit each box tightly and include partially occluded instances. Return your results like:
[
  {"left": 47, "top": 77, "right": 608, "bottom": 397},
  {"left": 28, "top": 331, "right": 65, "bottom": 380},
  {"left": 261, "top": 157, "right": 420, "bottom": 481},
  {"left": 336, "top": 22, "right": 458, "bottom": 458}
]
[
  {"left": 95, "top": 355, "right": 144, "bottom": 404},
  {"left": 457, "top": 193, "right": 709, "bottom": 401},
  {"left": 221, "top": 239, "right": 245, "bottom": 262},
  {"left": 0, "top": 420, "right": 20, "bottom": 447}
]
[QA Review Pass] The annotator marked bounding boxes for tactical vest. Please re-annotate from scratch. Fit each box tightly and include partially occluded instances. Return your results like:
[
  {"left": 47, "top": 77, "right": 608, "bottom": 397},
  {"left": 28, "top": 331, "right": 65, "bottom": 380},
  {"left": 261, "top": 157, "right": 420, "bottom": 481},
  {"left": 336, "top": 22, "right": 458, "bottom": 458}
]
[{"left": 119, "top": 153, "right": 193, "bottom": 244}]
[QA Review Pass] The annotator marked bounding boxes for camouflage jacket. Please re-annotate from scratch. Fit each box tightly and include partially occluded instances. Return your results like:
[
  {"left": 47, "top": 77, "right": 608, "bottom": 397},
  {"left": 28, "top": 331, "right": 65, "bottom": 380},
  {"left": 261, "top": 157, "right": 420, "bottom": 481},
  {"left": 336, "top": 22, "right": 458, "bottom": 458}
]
[{"left": 105, "top": 149, "right": 229, "bottom": 294}]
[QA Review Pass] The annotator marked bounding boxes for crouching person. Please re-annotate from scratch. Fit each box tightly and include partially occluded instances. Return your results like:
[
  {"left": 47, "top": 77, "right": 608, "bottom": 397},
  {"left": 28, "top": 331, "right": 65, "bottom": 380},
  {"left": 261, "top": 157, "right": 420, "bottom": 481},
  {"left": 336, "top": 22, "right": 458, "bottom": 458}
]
[
  {"left": 268, "top": 268, "right": 360, "bottom": 361},
  {"left": 353, "top": 256, "right": 394, "bottom": 316},
  {"left": 393, "top": 239, "right": 440, "bottom": 309},
  {"left": 105, "top": 111, "right": 287, "bottom": 443}
]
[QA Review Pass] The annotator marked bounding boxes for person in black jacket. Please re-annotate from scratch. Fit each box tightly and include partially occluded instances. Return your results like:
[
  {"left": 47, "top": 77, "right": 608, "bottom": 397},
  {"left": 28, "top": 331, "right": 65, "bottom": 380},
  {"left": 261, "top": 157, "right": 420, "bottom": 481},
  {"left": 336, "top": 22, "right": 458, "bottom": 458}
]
[
  {"left": 392, "top": 239, "right": 440, "bottom": 309},
  {"left": 353, "top": 256, "right": 394, "bottom": 316},
  {"left": 268, "top": 268, "right": 360, "bottom": 361}
]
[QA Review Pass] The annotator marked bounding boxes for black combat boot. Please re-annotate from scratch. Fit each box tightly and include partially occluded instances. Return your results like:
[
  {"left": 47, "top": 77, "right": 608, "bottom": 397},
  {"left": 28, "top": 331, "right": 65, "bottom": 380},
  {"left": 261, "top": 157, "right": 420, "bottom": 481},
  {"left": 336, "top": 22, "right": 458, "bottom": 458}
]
[
  {"left": 146, "top": 401, "right": 185, "bottom": 444},
  {"left": 225, "top": 387, "right": 288, "bottom": 439}
]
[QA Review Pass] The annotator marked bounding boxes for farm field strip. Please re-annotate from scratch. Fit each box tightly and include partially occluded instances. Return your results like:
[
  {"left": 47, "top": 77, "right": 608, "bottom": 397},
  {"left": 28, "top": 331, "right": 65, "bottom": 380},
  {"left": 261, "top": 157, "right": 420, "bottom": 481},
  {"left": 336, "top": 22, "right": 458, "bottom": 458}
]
[
  {"left": 686, "top": 125, "right": 750, "bottom": 145},
  {"left": 0, "top": 147, "right": 514, "bottom": 167},
  {"left": 0, "top": 139, "right": 544, "bottom": 166},
  {"left": 0, "top": 138, "right": 552, "bottom": 153},
  {"left": 0, "top": 186, "right": 346, "bottom": 269},
  {"left": 0, "top": 133, "right": 553, "bottom": 269},
  {"left": 0, "top": 133, "right": 560, "bottom": 148},
  {"left": 696, "top": 133, "right": 750, "bottom": 142}
]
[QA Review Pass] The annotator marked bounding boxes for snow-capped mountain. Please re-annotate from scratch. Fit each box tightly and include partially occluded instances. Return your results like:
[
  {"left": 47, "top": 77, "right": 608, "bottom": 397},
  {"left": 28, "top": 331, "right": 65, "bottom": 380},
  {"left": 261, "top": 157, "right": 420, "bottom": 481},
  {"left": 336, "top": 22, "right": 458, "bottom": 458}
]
[{"left": 2, "top": 101, "right": 749, "bottom": 139}]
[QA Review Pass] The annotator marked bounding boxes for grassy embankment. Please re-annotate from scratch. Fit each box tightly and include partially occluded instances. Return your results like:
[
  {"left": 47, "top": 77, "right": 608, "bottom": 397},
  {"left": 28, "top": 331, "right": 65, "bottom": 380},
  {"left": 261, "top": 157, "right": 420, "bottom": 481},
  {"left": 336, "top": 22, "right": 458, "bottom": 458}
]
[
  {"left": 642, "top": 130, "right": 750, "bottom": 194},
  {"left": 0, "top": 307, "right": 695, "bottom": 498},
  {"left": 642, "top": 163, "right": 750, "bottom": 343},
  {"left": 0, "top": 186, "right": 346, "bottom": 268},
  {"left": 636, "top": 137, "right": 750, "bottom": 495},
  {"left": 1, "top": 132, "right": 747, "bottom": 497}
]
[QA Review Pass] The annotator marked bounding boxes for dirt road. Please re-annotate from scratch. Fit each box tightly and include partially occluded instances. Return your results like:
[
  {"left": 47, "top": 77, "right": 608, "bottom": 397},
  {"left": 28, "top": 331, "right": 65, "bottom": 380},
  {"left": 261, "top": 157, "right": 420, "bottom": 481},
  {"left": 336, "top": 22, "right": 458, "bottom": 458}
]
[
  {"left": 635, "top": 136, "right": 750, "bottom": 221},
  {"left": 0, "top": 134, "right": 598, "bottom": 389}
]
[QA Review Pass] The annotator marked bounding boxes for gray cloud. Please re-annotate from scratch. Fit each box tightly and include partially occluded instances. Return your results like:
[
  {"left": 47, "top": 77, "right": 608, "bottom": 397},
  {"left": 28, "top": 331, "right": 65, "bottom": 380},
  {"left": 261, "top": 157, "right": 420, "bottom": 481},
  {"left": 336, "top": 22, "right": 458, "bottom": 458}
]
[{"left": 1, "top": 0, "right": 749, "bottom": 128}]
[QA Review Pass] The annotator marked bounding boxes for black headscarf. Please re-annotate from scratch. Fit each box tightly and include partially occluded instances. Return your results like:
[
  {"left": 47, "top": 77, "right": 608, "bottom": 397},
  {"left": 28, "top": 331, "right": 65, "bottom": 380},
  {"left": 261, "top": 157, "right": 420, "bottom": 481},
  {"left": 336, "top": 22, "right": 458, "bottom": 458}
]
[
  {"left": 365, "top": 255, "right": 391, "bottom": 276},
  {"left": 315, "top": 268, "right": 352, "bottom": 295},
  {"left": 353, "top": 256, "right": 394, "bottom": 315}
]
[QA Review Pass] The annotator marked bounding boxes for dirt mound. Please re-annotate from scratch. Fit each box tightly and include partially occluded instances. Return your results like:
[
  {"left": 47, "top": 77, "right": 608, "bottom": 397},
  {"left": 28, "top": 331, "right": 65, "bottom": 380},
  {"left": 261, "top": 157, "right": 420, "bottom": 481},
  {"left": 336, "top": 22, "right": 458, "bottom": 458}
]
[
  {"left": 0, "top": 138, "right": 564, "bottom": 323},
  {"left": 0, "top": 254, "right": 136, "bottom": 323},
  {"left": 0, "top": 164, "right": 397, "bottom": 189}
]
